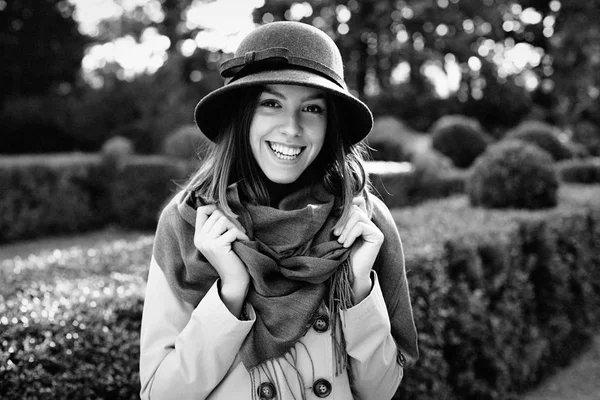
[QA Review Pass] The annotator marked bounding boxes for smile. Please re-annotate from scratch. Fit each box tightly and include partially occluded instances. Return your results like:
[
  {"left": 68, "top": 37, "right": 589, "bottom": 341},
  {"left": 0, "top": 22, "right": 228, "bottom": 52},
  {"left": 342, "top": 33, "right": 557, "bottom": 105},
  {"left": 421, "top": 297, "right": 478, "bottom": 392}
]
[{"left": 267, "top": 141, "right": 305, "bottom": 160}]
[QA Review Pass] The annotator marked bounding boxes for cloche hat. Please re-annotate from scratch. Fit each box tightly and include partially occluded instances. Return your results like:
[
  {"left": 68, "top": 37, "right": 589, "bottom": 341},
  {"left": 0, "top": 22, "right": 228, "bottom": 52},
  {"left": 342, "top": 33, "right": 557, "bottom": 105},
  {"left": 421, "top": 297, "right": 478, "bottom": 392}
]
[{"left": 194, "top": 21, "right": 373, "bottom": 144}]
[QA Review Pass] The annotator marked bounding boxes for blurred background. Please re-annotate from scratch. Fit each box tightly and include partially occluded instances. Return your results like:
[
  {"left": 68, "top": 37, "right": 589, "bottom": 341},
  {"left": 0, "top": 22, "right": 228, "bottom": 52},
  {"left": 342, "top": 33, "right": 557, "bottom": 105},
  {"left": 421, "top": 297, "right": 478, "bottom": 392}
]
[{"left": 1, "top": 0, "right": 599, "bottom": 157}]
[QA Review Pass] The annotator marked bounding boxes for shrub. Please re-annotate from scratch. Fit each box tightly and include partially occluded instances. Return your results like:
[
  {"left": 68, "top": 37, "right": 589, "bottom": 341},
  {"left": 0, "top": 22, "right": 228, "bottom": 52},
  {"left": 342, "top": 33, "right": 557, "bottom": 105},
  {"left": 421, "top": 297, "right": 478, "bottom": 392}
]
[
  {"left": 505, "top": 120, "right": 572, "bottom": 161},
  {"left": 572, "top": 121, "right": 600, "bottom": 156},
  {"left": 2, "top": 185, "right": 600, "bottom": 400},
  {"left": 162, "top": 124, "right": 212, "bottom": 162},
  {"left": 101, "top": 136, "right": 135, "bottom": 172},
  {"left": 393, "top": 185, "right": 600, "bottom": 399},
  {"left": 366, "top": 117, "right": 415, "bottom": 162},
  {"left": 367, "top": 161, "right": 416, "bottom": 208},
  {"left": 0, "top": 154, "right": 106, "bottom": 243},
  {"left": 556, "top": 157, "right": 600, "bottom": 184},
  {"left": 430, "top": 115, "right": 491, "bottom": 168},
  {"left": 110, "top": 156, "right": 188, "bottom": 230},
  {"left": 410, "top": 149, "right": 467, "bottom": 202},
  {"left": 467, "top": 140, "right": 559, "bottom": 209}
]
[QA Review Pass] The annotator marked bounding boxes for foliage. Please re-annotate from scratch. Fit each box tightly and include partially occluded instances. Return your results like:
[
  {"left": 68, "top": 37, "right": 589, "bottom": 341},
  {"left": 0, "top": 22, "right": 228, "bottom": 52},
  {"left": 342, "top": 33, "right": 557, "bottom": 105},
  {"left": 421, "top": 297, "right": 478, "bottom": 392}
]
[
  {"left": 162, "top": 124, "right": 212, "bottom": 161},
  {"left": 365, "top": 83, "right": 455, "bottom": 132},
  {"left": 556, "top": 158, "right": 600, "bottom": 184},
  {"left": 0, "top": 154, "right": 189, "bottom": 242},
  {"left": 3, "top": 185, "right": 600, "bottom": 400},
  {"left": 101, "top": 136, "right": 135, "bottom": 159},
  {"left": 430, "top": 115, "right": 491, "bottom": 168},
  {"left": 0, "top": 235, "right": 153, "bottom": 399},
  {"left": 393, "top": 185, "right": 600, "bottom": 399},
  {"left": 110, "top": 156, "right": 188, "bottom": 230},
  {"left": 505, "top": 120, "right": 572, "bottom": 161},
  {"left": 572, "top": 121, "right": 600, "bottom": 157},
  {"left": 366, "top": 155, "right": 466, "bottom": 209},
  {"left": 366, "top": 117, "right": 415, "bottom": 162},
  {"left": 0, "top": 154, "right": 107, "bottom": 243},
  {"left": 0, "top": 96, "right": 94, "bottom": 154},
  {"left": 467, "top": 141, "right": 559, "bottom": 209},
  {"left": 0, "top": 0, "right": 87, "bottom": 103}
]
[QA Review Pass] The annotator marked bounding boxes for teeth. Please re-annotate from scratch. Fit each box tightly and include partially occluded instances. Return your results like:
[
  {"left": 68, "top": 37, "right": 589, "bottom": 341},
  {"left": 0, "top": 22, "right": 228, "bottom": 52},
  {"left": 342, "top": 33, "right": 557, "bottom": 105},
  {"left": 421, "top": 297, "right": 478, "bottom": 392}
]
[{"left": 269, "top": 142, "right": 302, "bottom": 160}]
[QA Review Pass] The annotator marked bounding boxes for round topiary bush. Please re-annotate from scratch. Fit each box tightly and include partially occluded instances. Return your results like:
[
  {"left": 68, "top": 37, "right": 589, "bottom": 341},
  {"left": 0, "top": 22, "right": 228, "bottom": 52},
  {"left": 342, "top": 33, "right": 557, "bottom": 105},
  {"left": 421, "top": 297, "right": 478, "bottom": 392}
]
[
  {"left": 162, "top": 124, "right": 212, "bottom": 161},
  {"left": 467, "top": 140, "right": 559, "bottom": 209},
  {"left": 366, "top": 116, "right": 413, "bottom": 162},
  {"left": 430, "top": 114, "right": 491, "bottom": 168},
  {"left": 101, "top": 136, "right": 135, "bottom": 171},
  {"left": 505, "top": 120, "right": 572, "bottom": 161},
  {"left": 572, "top": 121, "right": 600, "bottom": 157}
]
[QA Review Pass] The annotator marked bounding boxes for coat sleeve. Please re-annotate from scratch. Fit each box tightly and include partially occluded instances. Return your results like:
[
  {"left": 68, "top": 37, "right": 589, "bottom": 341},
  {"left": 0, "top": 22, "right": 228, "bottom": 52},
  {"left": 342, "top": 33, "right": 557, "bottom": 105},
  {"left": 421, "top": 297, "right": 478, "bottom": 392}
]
[
  {"left": 340, "top": 272, "right": 403, "bottom": 400},
  {"left": 139, "top": 257, "right": 255, "bottom": 400},
  {"left": 339, "top": 194, "right": 419, "bottom": 400}
]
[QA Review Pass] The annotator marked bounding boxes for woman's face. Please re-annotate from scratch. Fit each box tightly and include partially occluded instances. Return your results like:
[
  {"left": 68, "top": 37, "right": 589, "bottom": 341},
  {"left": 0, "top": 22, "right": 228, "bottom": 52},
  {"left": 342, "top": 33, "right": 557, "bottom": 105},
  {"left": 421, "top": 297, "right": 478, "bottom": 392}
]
[{"left": 249, "top": 84, "right": 327, "bottom": 184}]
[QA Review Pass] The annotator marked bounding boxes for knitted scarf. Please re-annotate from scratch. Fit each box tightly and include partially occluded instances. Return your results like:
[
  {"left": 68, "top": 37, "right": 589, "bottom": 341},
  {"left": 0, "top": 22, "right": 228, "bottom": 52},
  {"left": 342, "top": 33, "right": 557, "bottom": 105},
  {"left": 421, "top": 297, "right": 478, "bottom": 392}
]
[{"left": 152, "top": 181, "right": 419, "bottom": 372}]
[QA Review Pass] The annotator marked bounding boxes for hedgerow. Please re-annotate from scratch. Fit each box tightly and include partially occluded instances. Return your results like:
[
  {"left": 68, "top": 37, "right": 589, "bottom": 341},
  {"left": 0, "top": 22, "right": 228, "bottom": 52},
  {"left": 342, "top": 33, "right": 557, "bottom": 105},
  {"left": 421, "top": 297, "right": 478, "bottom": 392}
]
[{"left": 2, "top": 185, "right": 599, "bottom": 400}]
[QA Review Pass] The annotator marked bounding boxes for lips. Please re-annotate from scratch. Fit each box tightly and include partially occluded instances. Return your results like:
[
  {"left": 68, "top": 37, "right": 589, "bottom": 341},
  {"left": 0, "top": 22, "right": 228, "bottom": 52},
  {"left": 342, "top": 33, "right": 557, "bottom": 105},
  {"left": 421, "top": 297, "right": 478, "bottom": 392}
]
[{"left": 267, "top": 141, "right": 305, "bottom": 160}]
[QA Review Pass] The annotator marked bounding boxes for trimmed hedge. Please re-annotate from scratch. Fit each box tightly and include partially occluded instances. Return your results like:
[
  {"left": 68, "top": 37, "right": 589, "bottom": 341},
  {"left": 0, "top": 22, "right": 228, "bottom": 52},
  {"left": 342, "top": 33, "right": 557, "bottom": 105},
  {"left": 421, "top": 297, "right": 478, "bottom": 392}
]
[
  {"left": 110, "top": 156, "right": 188, "bottom": 230},
  {"left": 1, "top": 185, "right": 599, "bottom": 399},
  {"left": 0, "top": 154, "right": 189, "bottom": 243},
  {"left": 556, "top": 157, "right": 600, "bottom": 184},
  {"left": 393, "top": 184, "right": 600, "bottom": 400},
  {"left": 505, "top": 120, "right": 572, "bottom": 161},
  {"left": 430, "top": 115, "right": 491, "bottom": 168},
  {"left": 367, "top": 160, "right": 467, "bottom": 209},
  {"left": 467, "top": 140, "right": 559, "bottom": 209},
  {"left": 0, "top": 154, "right": 107, "bottom": 242}
]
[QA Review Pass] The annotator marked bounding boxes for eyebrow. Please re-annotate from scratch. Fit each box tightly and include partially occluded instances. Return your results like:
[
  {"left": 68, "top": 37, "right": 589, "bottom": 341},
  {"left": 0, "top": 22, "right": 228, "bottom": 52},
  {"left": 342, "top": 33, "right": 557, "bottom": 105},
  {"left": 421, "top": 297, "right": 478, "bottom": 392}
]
[{"left": 261, "top": 87, "right": 326, "bottom": 102}]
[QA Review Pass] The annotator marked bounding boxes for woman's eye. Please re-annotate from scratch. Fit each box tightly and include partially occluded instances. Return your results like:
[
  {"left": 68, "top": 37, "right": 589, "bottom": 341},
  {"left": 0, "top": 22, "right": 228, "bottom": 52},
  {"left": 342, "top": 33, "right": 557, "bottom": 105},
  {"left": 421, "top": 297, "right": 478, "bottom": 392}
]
[
  {"left": 260, "top": 100, "right": 280, "bottom": 108},
  {"left": 304, "top": 104, "right": 325, "bottom": 114}
]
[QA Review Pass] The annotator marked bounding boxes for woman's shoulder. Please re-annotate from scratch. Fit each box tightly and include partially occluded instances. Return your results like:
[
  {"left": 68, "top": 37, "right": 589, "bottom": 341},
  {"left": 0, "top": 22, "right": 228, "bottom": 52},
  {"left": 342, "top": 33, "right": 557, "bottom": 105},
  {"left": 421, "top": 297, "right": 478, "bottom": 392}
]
[
  {"left": 365, "top": 191, "right": 399, "bottom": 232},
  {"left": 156, "top": 190, "right": 195, "bottom": 231}
]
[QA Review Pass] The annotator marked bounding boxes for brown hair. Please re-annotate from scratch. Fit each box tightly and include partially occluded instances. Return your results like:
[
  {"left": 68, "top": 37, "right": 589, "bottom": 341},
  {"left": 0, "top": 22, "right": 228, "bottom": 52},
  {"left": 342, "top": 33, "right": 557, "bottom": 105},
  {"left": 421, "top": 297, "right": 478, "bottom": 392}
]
[{"left": 185, "top": 85, "right": 370, "bottom": 222}]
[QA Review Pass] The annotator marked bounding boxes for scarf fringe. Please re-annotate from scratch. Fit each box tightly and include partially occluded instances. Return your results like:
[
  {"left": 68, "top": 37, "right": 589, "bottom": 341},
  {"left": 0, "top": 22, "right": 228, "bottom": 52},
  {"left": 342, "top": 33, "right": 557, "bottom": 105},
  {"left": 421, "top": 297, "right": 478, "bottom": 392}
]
[
  {"left": 248, "top": 259, "right": 354, "bottom": 399},
  {"left": 329, "top": 258, "right": 354, "bottom": 378}
]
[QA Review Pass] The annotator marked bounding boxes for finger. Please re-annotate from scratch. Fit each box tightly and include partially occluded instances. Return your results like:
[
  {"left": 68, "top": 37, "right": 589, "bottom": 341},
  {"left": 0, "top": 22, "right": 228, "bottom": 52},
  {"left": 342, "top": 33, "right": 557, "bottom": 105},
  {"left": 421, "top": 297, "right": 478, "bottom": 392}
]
[
  {"left": 196, "top": 204, "right": 217, "bottom": 228},
  {"left": 341, "top": 222, "right": 367, "bottom": 248},
  {"left": 352, "top": 196, "right": 366, "bottom": 210},
  {"left": 336, "top": 206, "right": 366, "bottom": 241},
  {"left": 210, "top": 215, "right": 240, "bottom": 237},
  {"left": 200, "top": 209, "right": 228, "bottom": 234},
  {"left": 219, "top": 228, "right": 250, "bottom": 244}
]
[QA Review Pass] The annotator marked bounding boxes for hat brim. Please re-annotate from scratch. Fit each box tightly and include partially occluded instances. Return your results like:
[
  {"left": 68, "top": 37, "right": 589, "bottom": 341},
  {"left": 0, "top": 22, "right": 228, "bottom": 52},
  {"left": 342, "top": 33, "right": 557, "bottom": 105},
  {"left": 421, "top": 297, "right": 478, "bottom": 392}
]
[{"left": 194, "top": 69, "right": 373, "bottom": 144}]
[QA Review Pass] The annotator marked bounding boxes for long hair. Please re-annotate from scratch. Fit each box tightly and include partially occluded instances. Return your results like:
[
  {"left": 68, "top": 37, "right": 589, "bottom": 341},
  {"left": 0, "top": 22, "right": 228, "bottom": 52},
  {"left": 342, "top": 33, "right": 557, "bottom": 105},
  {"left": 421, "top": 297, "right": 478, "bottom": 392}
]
[{"left": 185, "top": 85, "right": 370, "bottom": 222}]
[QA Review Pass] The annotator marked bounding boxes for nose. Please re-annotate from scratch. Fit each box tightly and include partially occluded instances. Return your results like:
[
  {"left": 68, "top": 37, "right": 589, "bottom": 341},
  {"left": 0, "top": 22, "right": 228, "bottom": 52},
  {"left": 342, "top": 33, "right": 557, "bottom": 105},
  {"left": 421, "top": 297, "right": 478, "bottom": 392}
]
[{"left": 280, "top": 110, "right": 302, "bottom": 137}]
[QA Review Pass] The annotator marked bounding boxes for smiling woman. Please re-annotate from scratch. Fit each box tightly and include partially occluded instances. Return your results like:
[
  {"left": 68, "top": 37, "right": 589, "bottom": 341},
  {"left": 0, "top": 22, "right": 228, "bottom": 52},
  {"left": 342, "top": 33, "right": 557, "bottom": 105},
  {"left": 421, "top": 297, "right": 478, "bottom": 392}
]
[{"left": 139, "top": 20, "right": 419, "bottom": 400}]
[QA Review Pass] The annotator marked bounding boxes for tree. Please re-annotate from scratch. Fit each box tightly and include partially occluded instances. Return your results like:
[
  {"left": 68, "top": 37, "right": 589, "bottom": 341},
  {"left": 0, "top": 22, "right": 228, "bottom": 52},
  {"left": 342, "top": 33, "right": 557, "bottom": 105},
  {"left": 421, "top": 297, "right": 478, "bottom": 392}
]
[{"left": 0, "top": 0, "right": 88, "bottom": 103}]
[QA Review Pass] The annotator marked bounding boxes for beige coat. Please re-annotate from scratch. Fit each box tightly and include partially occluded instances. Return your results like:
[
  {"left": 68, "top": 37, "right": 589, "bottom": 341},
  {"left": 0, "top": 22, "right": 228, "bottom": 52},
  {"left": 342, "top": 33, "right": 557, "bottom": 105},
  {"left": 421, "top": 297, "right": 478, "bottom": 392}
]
[{"left": 140, "top": 258, "right": 403, "bottom": 400}]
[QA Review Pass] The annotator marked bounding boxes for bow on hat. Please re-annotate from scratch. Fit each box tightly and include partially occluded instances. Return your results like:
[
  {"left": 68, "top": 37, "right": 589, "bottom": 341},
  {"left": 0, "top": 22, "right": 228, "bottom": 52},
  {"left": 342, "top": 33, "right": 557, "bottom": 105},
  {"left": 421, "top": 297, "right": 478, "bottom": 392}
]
[{"left": 219, "top": 46, "right": 345, "bottom": 88}]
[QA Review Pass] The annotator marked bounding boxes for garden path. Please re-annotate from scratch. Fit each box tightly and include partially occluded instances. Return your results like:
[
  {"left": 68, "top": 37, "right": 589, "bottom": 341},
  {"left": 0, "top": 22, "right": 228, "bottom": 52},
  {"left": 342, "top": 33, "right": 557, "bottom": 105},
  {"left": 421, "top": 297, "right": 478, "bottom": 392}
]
[{"left": 1, "top": 229, "right": 599, "bottom": 399}]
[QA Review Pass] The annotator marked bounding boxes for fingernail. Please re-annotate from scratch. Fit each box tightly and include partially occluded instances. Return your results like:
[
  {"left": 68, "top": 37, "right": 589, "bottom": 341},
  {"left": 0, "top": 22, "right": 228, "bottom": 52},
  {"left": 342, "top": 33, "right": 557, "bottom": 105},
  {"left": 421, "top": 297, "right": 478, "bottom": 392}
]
[{"left": 333, "top": 228, "right": 340, "bottom": 236}]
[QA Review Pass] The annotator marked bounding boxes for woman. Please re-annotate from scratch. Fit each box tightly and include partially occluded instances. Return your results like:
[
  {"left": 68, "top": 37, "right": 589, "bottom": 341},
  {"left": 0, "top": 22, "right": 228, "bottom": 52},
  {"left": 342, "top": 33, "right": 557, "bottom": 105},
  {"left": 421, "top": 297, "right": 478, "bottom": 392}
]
[{"left": 140, "top": 21, "right": 418, "bottom": 400}]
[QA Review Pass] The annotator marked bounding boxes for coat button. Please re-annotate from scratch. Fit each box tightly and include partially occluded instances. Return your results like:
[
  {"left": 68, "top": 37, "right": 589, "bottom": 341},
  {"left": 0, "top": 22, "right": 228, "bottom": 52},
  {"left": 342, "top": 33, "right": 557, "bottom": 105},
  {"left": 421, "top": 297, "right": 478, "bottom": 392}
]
[
  {"left": 313, "top": 315, "right": 329, "bottom": 332},
  {"left": 313, "top": 378, "right": 332, "bottom": 398},
  {"left": 258, "top": 382, "right": 276, "bottom": 399}
]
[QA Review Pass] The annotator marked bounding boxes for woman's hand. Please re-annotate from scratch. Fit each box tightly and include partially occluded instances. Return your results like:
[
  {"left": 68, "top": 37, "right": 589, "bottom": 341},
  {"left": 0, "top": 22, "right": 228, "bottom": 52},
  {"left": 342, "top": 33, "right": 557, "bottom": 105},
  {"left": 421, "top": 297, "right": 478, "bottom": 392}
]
[
  {"left": 194, "top": 204, "right": 250, "bottom": 317},
  {"left": 333, "top": 198, "right": 384, "bottom": 303}
]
